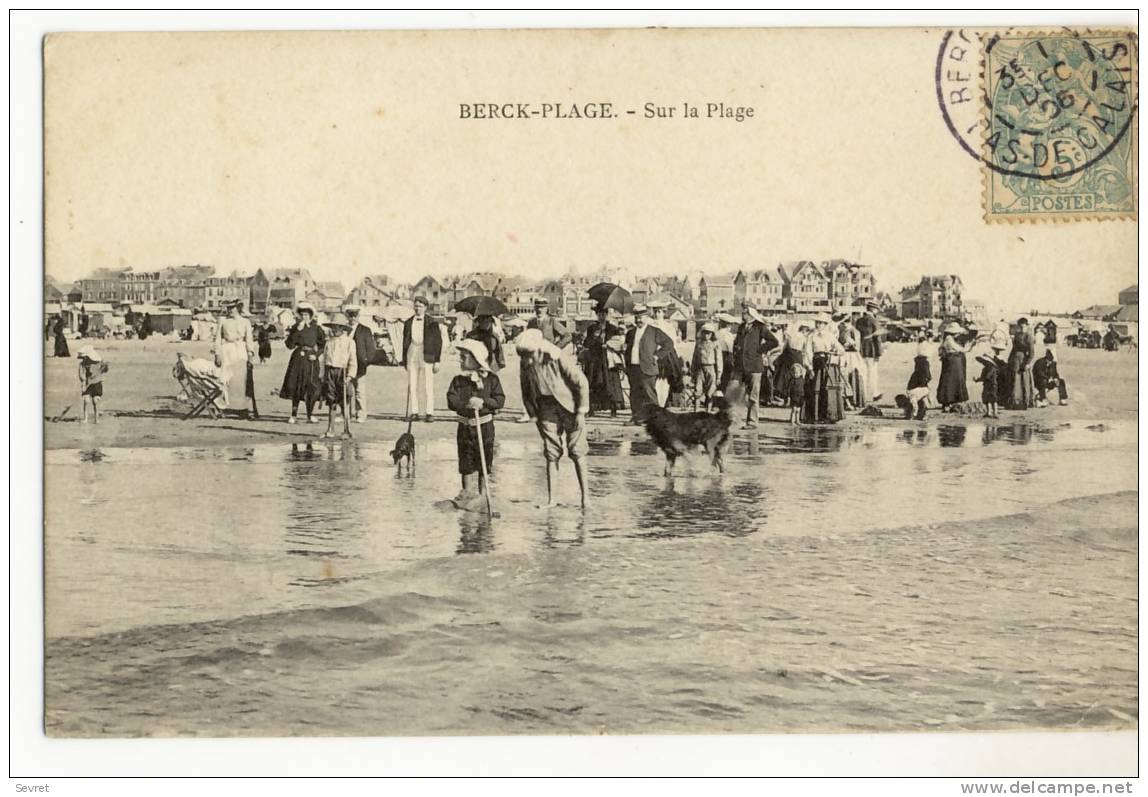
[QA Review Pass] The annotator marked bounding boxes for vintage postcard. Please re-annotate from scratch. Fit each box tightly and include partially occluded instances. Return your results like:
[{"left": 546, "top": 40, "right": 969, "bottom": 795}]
[{"left": 41, "top": 26, "right": 1137, "bottom": 744}]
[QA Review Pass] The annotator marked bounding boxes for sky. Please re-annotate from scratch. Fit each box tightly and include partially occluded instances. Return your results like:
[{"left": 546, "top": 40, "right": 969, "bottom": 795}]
[{"left": 44, "top": 28, "right": 1137, "bottom": 317}]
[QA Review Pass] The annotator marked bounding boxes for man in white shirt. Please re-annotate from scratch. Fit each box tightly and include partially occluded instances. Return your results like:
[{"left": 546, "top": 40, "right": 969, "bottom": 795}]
[{"left": 401, "top": 296, "right": 444, "bottom": 422}]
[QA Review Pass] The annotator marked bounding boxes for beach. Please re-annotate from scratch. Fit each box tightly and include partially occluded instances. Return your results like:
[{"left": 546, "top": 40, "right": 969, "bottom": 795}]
[{"left": 42, "top": 338, "right": 1139, "bottom": 736}]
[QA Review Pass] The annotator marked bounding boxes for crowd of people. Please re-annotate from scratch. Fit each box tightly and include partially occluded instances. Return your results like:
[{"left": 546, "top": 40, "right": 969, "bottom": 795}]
[{"left": 50, "top": 292, "right": 1099, "bottom": 510}]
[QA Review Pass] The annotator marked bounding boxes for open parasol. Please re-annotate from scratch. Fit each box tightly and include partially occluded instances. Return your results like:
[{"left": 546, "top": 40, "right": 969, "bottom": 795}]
[
  {"left": 586, "top": 282, "right": 633, "bottom": 314},
  {"left": 454, "top": 295, "right": 508, "bottom": 317}
]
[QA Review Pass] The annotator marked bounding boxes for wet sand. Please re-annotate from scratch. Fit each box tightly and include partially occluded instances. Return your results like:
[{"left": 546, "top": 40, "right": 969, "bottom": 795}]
[{"left": 43, "top": 337, "right": 1138, "bottom": 737}]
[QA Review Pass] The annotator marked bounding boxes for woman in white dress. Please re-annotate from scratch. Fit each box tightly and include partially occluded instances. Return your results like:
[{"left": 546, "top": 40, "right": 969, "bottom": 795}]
[{"left": 212, "top": 300, "right": 255, "bottom": 409}]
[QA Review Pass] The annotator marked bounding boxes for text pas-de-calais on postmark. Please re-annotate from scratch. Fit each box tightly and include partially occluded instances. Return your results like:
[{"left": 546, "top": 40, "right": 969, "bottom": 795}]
[{"left": 938, "top": 29, "right": 1138, "bottom": 223}]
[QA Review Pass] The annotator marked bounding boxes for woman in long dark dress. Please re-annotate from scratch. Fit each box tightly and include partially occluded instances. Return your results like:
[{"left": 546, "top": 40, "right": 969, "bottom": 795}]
[
  {"left": 582, "top": 307, "right": 623, "bottom": 416},
  {"left": 257, "top": 324, "right": 273, "bottom": 363},
  {"left": 280, "top": 304, "right": 326, "bottom": 423},
  {"left": 53, "top": 317, "right": 70, "bottom": 358},
  {"left": 936, "top": 323, "right": 970, "bottom": 410}
]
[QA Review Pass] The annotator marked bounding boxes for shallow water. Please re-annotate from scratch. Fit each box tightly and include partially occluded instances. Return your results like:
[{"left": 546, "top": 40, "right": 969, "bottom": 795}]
[{"left": 44, "top": 418, "right": 1138, "bottom": 736}]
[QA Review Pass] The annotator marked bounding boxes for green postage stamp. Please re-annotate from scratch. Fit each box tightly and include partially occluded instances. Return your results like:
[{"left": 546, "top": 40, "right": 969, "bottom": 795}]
[{"left": 981, "top": 30, "right": 1137, "bottom": 222}]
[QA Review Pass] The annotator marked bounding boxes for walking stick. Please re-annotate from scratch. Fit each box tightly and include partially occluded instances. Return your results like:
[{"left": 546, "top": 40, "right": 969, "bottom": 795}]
[
  {"left": 342, "top": 367, "right": 353, "bottom": 439},
  {"left": 473, "top": 408, "right": 496, "bottom": 518},
  {"left": 246, "top": 360, "right": 260, "bottom": 420}
]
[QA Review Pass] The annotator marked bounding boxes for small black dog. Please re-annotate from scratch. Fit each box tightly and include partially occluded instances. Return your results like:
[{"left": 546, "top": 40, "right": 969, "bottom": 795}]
[
  {"left": 390, "top": 416, "right": 416, "bottom": 469},
  {"left": 642, "top": 385, "right": 740, "bottom": 476}
]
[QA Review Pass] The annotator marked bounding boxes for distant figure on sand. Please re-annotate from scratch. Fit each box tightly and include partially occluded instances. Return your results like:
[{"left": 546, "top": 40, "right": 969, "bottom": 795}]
[
  {"left": 516, "top": 328, "right": 590, "bottom": 509},
  {"left": 212, "top": 300, "right": 255, "bottom": 411},
  {"left": 855, "top": 300, "right": 883, "bottom": 402},
  {"left": 320, "top": 313, "right": 356, "bottom": 439},
  {"left": 77, "top": 348, "right": 108, "bottom": 424},
  {"left": 53, "top": 317, "right": 70, "bottom": 358},
  {"left": 344, "top": 305, "right": 377, "bottom": 423},
  {"left": 1033, "top": 350, "right": 1069, "bottom": 407},
  {"left": 1007, "top": 317, "right": 1036, "bottom": 410},
  {"left": 936, "top": 322, "right": 971, "bottom": 411},
  {"left": 623, "top": 304, "right": 676, "bottom": 425},
  {"left": 401, "top": 296, "right": 443, "bottom": 422},
  {"left": 281, "top": 302, "right": 326, "bottom": 424}
]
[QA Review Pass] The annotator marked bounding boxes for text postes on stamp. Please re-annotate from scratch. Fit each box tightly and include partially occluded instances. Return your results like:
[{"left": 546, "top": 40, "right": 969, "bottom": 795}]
[{"left": 981, "top": 31, "right": 1137, "bottom": 223}]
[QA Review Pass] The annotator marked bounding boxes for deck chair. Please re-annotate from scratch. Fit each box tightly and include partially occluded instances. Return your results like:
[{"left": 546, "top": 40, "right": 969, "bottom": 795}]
[{"left": 173, "top": 353, "right": 226, "bottom": 419}]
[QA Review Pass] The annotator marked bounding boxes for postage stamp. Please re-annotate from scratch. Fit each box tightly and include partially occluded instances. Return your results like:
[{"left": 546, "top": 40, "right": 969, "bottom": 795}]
[{"left": 980, "top": 30, "right": 1138, "bottom": 223}]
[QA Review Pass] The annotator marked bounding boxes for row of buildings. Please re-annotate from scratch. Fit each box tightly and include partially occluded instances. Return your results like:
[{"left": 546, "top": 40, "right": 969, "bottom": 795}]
[{"left": 48, "top": 261, "right": 983, "bottom": 323}]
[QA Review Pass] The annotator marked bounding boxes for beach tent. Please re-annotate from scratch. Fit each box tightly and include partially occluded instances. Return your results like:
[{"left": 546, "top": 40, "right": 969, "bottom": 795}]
[{"left": 150, "top": 308, "right": 193, "bottom": 335}]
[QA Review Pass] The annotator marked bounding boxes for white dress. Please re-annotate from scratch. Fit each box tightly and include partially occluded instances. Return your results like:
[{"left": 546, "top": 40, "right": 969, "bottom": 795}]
[{"left": 214, "top": 316, "right": 254, "bottom": 408}]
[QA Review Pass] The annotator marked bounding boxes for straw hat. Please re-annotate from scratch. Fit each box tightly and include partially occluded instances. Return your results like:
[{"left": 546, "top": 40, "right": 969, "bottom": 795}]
[
  {"left": 700, "top": 321, "right": 718, "bottom": 334},
  {"left": 455, "top": 338, "right": 491, "bottom": 371},
  {"left": 743, "top": 303, "right": 768, "bottom": 324},
  {"left": 295, "top": 301, "right": 315, "bottom": 315},
  {"left": 77, "top": 347, "right": 101, "bottom": 362},
  {"left": 632, "top": 303, "right": 649, "bottom": 316},
  {"left": 646, "top": 297, "right": 671, "bottom": 309},
  {"left": 714, "top": 311, "right": 740, "bottom": 324},
  {"left": 515, "top": 327, "right": 547, "bottom": 354},
  {"left": 941, "top": 321, "right": 965, "bottom": 336},
  {"left": 814, "top": 312, "right": 833, "bottom": 325},
  {"left": 343, "top": 304, "right": 362, "bottom": 315},
  {"left": 323, "top": 311, "right": 352, "bottom": 330},
  {"left": 533, "top": 297, "right": 549, "bottom": 307}
]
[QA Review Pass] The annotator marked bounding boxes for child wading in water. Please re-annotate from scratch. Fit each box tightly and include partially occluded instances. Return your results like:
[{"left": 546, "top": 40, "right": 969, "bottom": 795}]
[
  {"left": 446, "top": 339, "right": 505, "bottom": 507},
  {"left": 77, "top": 348, "right": 109, "bottom": 424},
  {"left": 320, "top": 313, "right": 357, "bottom": 439},
  {"left": 691, "top": 322, "right": 724, "bottom": 411}
]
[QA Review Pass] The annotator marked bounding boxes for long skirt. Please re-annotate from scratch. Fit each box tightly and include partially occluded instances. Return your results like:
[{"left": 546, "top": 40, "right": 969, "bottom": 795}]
[
  {"left": 841, "top": 351, "right": 867, "bottom": 406},
  {"left": 280, "top": 349, "right": 323, "bottom": 405},
  {"left": 587, "top": 355, "right": 623, "bottom": 411},
  {"left": 53, "top": 331, "right": 70, "bottom": 358},
  {"left": 804, "top": 355, "right": 845, "bottom": 423},
  {"left": 936, "top": 352, "right": 969, "bottom": 407},
  {"left": 1010, "top": 366, "right": 1035, "bottom": 409},
  {"left": 216, "top": 340, "right": 248, "bottom": 408}
]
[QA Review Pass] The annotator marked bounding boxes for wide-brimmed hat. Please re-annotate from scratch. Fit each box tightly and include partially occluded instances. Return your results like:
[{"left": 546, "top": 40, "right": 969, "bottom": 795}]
[
  {"left": 646, "top": 298, "right": 671, "bottom": 309},
  {"left": 747, "top": 307, "right": 768, "bottom": 325},
  {"left": 77, "top": 347, "right": 101, "bottom": 362},
  {"left": 942, "top": 321, "right": 965, "bottom": 336},
  {"left": 455, "top": 338, "right": 491, "bottom": 371},
  {"left": 814, "top": 312, "right": 833, "bottom": 325},
  {"left": 323, "top": 312, "right": 352, "bottom": 330},
  {"left": 714, "top": 311, "right": 740, "bottom": 324},
  {"left": 515, "top": 327, "right": 546, "bottom": 354},
  {"left": 295, "top": 301, "right": 315, "bottom": 315},
  {"left": 700, "top": 321, "right": 718, "bottom": 334}
]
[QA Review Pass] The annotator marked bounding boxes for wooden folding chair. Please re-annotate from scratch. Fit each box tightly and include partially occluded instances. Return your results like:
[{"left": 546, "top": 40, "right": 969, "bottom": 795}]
[{"left": 182, "top": 373, "right": 225, "bottom": 419}]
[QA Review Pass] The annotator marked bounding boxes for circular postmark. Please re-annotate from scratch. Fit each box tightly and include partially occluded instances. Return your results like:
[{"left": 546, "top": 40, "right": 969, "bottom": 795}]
[{"left": 936, "top": 29, "right": 1138, "bottom": 182}]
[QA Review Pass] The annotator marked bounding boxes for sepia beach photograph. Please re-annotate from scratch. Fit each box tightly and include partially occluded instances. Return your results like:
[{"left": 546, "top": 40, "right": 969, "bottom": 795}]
[{"left": 18, "top": 12, "right": 1139, "bottom": 780}]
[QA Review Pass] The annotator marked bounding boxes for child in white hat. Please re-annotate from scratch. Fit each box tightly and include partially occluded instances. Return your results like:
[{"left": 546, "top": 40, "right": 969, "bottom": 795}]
[
  {"left": 77, "top": 348, "right": 109, "bottom": 424},
  {"left": 320, "top": 314, "right": 357, "bottom": 438},
  {"left": 446, "top": 339, "right": 505, "bottom": 504},
  {"left": 691, "top": 322, "right": 723, "bottom": 410}
]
